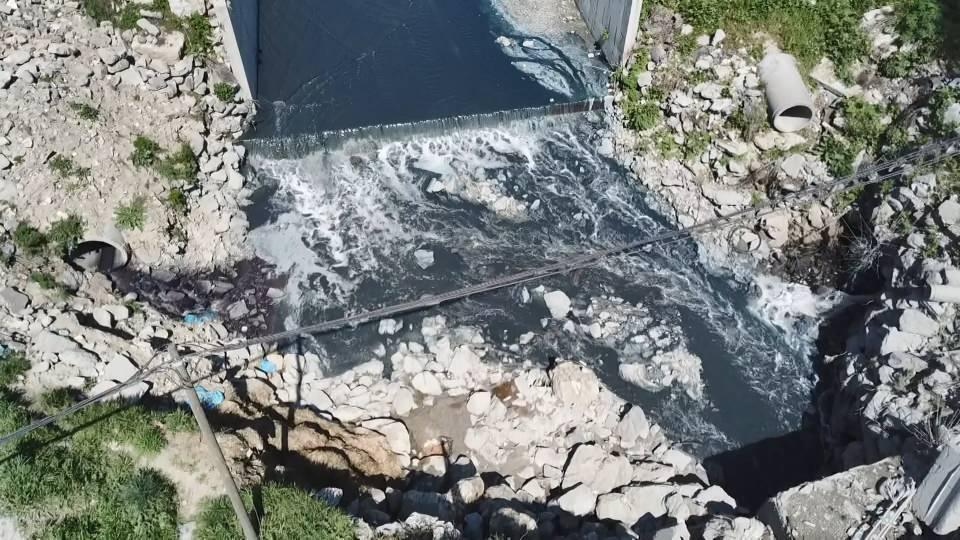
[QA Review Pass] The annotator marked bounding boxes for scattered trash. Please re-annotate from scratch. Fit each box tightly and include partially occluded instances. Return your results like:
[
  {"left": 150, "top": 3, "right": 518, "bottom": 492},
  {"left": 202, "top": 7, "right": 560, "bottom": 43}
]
[
  {"left": 195, "top": 385, "right": 224, "bottom": 409},
  {"left": 257, "top": 358, "right": 278, "bottom": 373},
  {"left": 183, "top": 310, "right": 216, "bottom": 325}
]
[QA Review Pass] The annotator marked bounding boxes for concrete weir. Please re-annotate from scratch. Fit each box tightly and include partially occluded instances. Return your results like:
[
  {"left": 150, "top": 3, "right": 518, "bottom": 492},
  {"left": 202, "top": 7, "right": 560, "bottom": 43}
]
[
  {"left": 212, "top": 0, "right": 258, "bottom": 100},
  {"left": 575, "top": 0, "right": 643, "bottom": 66}
]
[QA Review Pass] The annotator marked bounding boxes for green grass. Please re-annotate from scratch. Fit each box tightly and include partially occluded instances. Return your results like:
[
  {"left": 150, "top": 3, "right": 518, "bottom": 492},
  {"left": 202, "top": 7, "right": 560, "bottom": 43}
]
[
  {"left": 156, "top": 143, "right": 198, "bottom": 182},
  {"left": 47, "top": 214, "right": 85, "bottom": 254},
  {"left": 655, "top": 130, "right": 682, "bottom": 158},
  {"left": 29, "top": 272, "right": 58, "bottom": 290},
  {"left": 924, "top": 227, "right": 942, "bottom": 258},
  {"left": 12, "top": 222, "right": 47, "bottom": 256},
  {"left": 0, "top": 351, "right": 28, "bottom": 388},
  {"left": 832, "top": 184, "right": 865, "bottom": 211},
  {"left": 818, "top": 134, "right": 858, "bottom": 177},
  {"left": 213, "top": 82, "right": 239, "bottom": 102},
  {"left": 652, "top": 0, "right": 875, "bottom": 75},
  {"left": 183, "top": 13, "right": 213, "bottom": 58},
  {"left": 166, "top": 187, "right": 189, "bottom": 215},
  {"left": 195, "top": 484, "right": 356, "bottom": 540},
  {"left": 49, "top": 156, "right": 77, "bottom": 178},
  {"left": 930, "top": 86, "right": 960, "bottom": 137},
  {"left": 115, "top": 197, "right": 148, "bottom": 231},
  {"left": 130, "top": 136, "right": 162, "bottom": 168},
  {"left": 843, "top": 97, "right": 885, "bottom": 147},
  {"left": 726, "top": 101, "right": 766, "bottom": 140},
  {"left": 683, "top": 130, "right": 711, "bottom": 160},
  {"left": 68, "top": 102, "right": 100, "bottom": 121}
]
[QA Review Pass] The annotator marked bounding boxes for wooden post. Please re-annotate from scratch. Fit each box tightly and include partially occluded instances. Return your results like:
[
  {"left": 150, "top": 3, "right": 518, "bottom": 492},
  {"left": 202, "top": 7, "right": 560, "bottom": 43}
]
[{"left": 169, "top": 345, "right": 259, "bottom": 540}]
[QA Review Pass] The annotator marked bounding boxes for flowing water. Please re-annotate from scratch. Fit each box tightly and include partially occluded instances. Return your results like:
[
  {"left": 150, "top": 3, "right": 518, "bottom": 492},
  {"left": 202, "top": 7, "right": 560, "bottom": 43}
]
[{"left": 243, "top": 0, "right": 820, "bottom": 457}]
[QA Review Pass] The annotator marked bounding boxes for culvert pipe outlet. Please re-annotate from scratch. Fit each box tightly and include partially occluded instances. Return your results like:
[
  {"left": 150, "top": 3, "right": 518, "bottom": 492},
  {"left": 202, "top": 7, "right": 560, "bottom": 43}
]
[
  {"left": 69, "top": 223, "right": 130, "bottom": 272},
  {"left": 759, "top": 52, "right": 815, "bottom": 133}
]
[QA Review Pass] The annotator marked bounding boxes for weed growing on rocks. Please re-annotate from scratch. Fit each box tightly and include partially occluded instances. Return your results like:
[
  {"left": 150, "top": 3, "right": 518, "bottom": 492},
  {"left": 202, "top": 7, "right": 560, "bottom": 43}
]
[
  {"left": 12, "top": 222, "right": 47, "bottom": 256},
  {"left": 213, "top": 82, "right": 239, "bottom": 102},
  {"left": 818, "top": 134, "right": 857, "bottom": 177},
  {"left": 183, "top": 13, "right": 213, "bottom": 58},
  {"left": 929, "top": 86, "right": 960, "bottom": 137},
  {"left": 0, "top": 351, "right": 28, "bottom": 387},
  {"left": 156, "top": 143, "right": 198, "bottom": 181},
  {"left": 68, "top": 102, "right": 99, "bottom": 121},
  {"left": 29, "top": 272, "right": 58, "bottom": 290},
  {"left": 115, "top": 197, "right": 147, "bottom": 231},
  {"left": 48, "top": 156, "right": 76, "bottom": 178},
  {"left": 47, "top": 215, "right": 85, "bottom": 254},
  {"left": 166, "top": 187, "right": 188, "bottom": 215},
  {"left": 195, "top": 484, "right": 356, "bottom": 540},
  {"left": 130, "top": 136, "right": 162, "bottom": 168}
]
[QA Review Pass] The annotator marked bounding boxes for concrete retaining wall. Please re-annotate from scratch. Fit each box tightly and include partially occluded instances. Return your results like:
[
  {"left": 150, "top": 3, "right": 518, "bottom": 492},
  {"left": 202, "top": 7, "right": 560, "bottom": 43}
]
[
  {"left": 212, "top": 0, "right": 258, "bottom": 100},
  {"left": 575, "top": 0, "right": 642, "bottom": 67}
]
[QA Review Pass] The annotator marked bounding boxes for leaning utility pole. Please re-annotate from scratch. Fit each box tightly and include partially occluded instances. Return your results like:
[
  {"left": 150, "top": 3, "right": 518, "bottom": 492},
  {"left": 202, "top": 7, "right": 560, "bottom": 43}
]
[{"left": 169, "top": 345, "right": 259, "bottom": 540}]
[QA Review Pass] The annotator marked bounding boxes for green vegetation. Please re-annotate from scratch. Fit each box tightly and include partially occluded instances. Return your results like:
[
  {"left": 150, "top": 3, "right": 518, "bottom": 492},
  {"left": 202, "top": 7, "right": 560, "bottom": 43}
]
[
  {"left": 683, "top": 130, "right": 711, "bottom": 160},
  {"left": 12, "top": 222, "right": 47, "bottom": 256},
  {"left": 818, "top": 134, "right": 858, "bottom": 177},
  {"left": 29, "top": 272, "right": 58, "bottom": 291},
  {"left": 930, "top": 86, "right": 960, "bottom": 137},
  {"left": 195, "top": 484, "right": 356, "bottom": 540},
  {"left": 751, "top": 190, "right": 764, "bottom": 206},
  {"left": 726, "top": 100, "right": 766, "bottom": 140},
  {"left": 832, "top": 184, "right": 865, "bottom": 212},
  {"left": 213, "top": 82, "right": 239, "bottom": 103},
  {"left": 0, "top": 350, "right": 28, "bottom": 387},
  {"left": 651, "top": 0, "right": 871, "bottom": 74},
  {"left": 0, "top": 366, "right": 192, "bottom": 538},
  {"left": 616, "top": 52, "right": 663, "bottom": 132},
  {"left": 166, "top": 187, "right": 189, "bottom": 215},
  {"left": 49, "top": 156, "right": 76, "bottom": 178},
  {"left": 130, "top": 136, "right": 162, "bottom": 168},
  {"left": 818, "top": 97, "right": 886, "bottom": 177},
  {"left": 68, "top": 102, "right": 100, "bottom": 122},
  {"left": 924, "top": 226, "right": 942, "bottom": 258},
  {"left": 655, "top": 130, "right": 681, "bottom": 158},
  {"left": 156, "top": 143, "right": 199, "bottom": 181},
  {"left": 183, "top": 13, "right": 214, "bottom": 58},
  {"left": 47, "top": 215, "right": 85, "bottom": 254},
  {"left": 115, "top": 197, "right": 148, "bottom": 231}
]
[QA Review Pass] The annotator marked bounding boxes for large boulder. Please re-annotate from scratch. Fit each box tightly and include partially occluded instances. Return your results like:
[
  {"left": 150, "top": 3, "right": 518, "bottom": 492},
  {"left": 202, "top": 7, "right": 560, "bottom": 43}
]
[
  {"left": 0, "top": 287, "right": 29, "bottom": 315},
  {"left": 562, "top": 444, "right": 632, "bottom": 494},
  {"left": 543, "top": 290, "right": 572, "bottom": 319},
  {"left": 549, "top": 362, "right": 600, "bottom": 411},
  {"left": 595, "top": 484, "right": 677, "bottom": 524}
]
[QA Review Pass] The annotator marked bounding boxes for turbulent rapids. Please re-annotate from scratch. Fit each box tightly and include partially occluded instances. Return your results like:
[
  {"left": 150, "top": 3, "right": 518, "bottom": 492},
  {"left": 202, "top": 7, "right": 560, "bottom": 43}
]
[{"left": 246, "top": 116, "right": 819, "bottom": 456}]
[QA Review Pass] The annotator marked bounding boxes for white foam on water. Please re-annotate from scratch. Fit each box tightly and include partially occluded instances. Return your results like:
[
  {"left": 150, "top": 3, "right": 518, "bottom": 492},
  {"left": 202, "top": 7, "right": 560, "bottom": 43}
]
[{"left": 749, "top": 274, "right": 844, "bottom": 353}]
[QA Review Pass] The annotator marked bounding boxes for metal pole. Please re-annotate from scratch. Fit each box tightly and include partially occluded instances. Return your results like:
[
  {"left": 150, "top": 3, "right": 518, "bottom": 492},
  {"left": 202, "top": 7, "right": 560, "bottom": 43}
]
[{"left": 169, "top": 345, "right": 259, "bottom": 540}]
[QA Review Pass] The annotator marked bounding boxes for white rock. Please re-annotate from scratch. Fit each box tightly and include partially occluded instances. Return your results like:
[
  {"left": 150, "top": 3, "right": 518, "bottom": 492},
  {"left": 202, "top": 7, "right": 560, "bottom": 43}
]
[
  {"left": 467, "top": 391, "right": 492, "bottom": 416},
  {"left": 103, "top": 355, "right": 138, "bottom": 382},
  {"left": 562, "top": 444, "right": 633, "bottom": 494},
  {"left": 414, "top": 249, "right": 435, "bottom": 269},
  {"left": 412, "top": 372, "right": 443, "bottom": 395},
  {"left": 92, "top": 307, "right": 114, "bottom": 328},
  {"left": 392, "top": 387, "right": 416, "bottom": 415},
  {"left": 712, "top": 29, "right": 726, "bottom": 45},
  {"left": 168, "top": 0, "right": 205, "bottom": 16},
  {"left": 898, "top": 309, "right": 939, "bottom": 337},
  {"left": 302, "top": 386, "right": 334, "bottom": 410},
  {"left": 33, "top": 331, "right": 77, "bottom": 354},
  {"left": 938, "top": 200, "right": 960, "bottom": 225},
  {"left": 452, "top": 476, "right": 485, "bottom": 505},
  {"left": 555, "top": 483, "right": 596, "bottom": 516},
  {"left": 636, "top": 71, "right": 653, "bottom": 88},
  {"left": 616, "top": 406, "right": 650, "bottom": 447},
  {"left": 449, "top": 346, "right": 481, "bottom": 379},
  {"left": 760, "top": 211, "right": 791, "bottom": 248},
  {"left": 361, "top": 418, "right": 411, "bottom": 456},
  {"left": 550, "top": 362, "right": 600, "bottom": 411},
  {"left": 543, "top": 290, "right": 572, "bottom": 319},
  {"left": 378, "top": 318, "right": 402, "bottom": 335},
  {"left": 596, "top": 484, "right": 676, "bottom": 524},
  {"left": 0, "top": 287, "right": 29, "bottom": 315},
  {"left": 136, "top": 18, "right": 160, "bottom": 36},
  {"left": 5, "top": 49, "right": 30, "bottom": 66}
]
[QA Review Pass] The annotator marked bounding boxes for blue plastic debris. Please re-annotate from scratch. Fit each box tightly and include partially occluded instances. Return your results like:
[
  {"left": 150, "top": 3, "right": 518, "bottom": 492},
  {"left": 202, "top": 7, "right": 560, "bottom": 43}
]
[
  {"left": 183, "top": 310, "right": 216, "bottom": 325},
  {"left": 257, "top": 359, "right": 278, "bottom": 374},
  {"left": 195, "top": 385, "right": 224, "bottom": 409}
]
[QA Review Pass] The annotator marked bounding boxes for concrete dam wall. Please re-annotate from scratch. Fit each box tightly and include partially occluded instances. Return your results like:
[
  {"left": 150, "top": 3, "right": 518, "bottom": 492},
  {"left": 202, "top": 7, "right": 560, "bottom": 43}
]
[
  {"left": 575, "top": 0, "right": 643, "bottom": 66},
  {"left": 212, "top": 0, "right": 258, "bottom": 100}
]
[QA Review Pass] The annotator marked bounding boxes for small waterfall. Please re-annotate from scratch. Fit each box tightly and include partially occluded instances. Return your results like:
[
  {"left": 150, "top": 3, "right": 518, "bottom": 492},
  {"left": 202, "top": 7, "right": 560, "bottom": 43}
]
[{"left": 244, "top": 98, "right": 602, "bottom": 158}]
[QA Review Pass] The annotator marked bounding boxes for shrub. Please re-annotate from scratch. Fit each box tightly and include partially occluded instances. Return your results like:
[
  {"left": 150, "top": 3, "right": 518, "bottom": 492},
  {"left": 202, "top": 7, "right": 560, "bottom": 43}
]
[
  {"left": 930, "top": 86, "right": 960, "bottom": 137},
  {"left": 49, "top": 156, "right": 76, "bottom": 178},
  {"left": 0, "top": 351, "right": 29, "bottom": 388},
  {"left": 624, "top": 99, "right": 661, "bottom": 131},
  {"left": 879, "top": 50, "right": 920, "bottom": 79},
  {"left": 12, "top": 222, "right": 47, "bottom": 256},
  {"left": 48, "top": 214, "right": 85, "bottom": 254},
  {"left": 115, "top": 197, "right": 148, "bottom": 231},
  {"left": 213, "top": 82, "right": 239, "bottom": 102},
  {"left": 818, "top": 134, "right": 858, "bottom": 177},
  {"left": 29, "top": 272, "right": 58, "bottom": 290},
  {"left": 131, "top": 136, "right": 162, "bottom": 168},
  {"left": 195, "top": 484, "right": 356, "bottom": 540},
  {"left": 68, "top": 102, "right": 100, "bottom": 121},
  {"left": 832, "top": 184, "right": 864, "bottom": 211},
  {"left": 726, "top": 100, "right": 766, "bottom": 140},
  {"left": 183, "top": 13, "right": 213, "bottom": 58},
  {"left": 156, "top": 144, "right": 198, "bottom": 181},
  {"left": 842, "top": 97, "right": 885, "bottom": 147},
  {"left": 683, "top": 130, "right": 711, "bottom": 160},
  {"left": 166, "top": 188, "right": 189, "bottom": 214},
  {"left": 896, "top": 0, "right": 943, "bottom": 56}
]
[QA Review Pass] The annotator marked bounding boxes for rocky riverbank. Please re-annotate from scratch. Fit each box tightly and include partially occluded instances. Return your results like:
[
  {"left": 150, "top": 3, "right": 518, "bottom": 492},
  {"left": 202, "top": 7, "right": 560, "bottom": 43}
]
[{"left": 601, "top": 1, "right": 960, "bottom": 537}]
